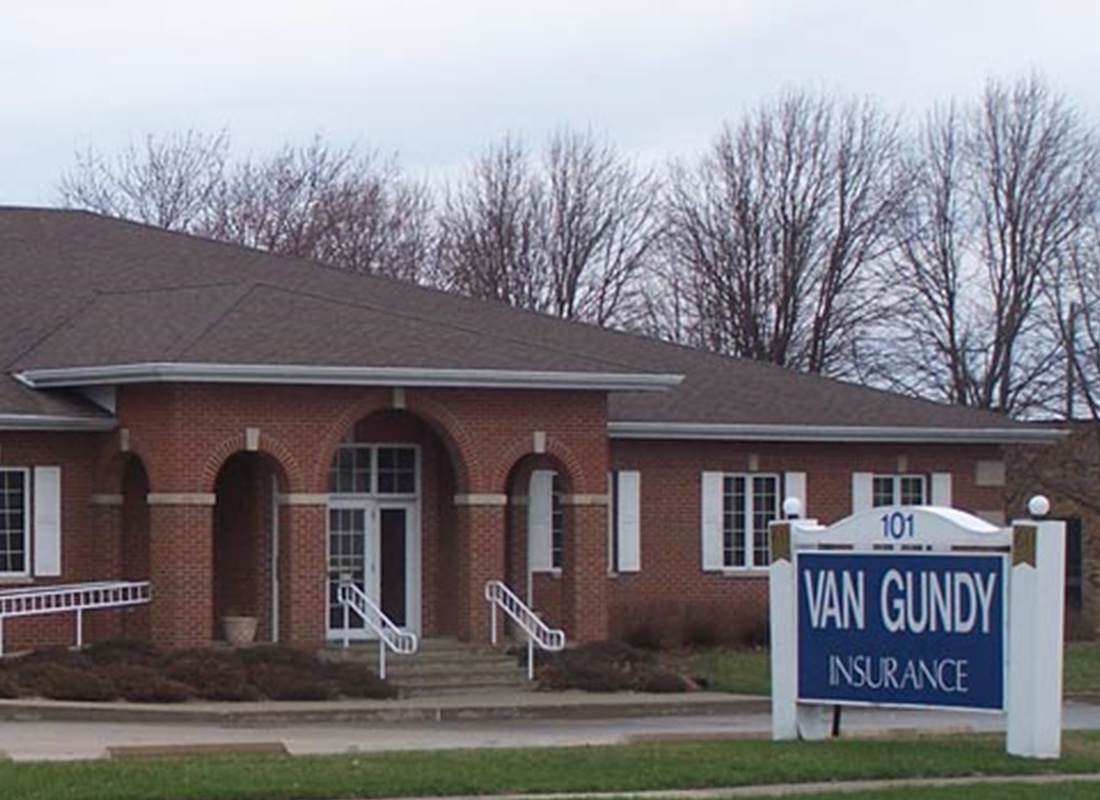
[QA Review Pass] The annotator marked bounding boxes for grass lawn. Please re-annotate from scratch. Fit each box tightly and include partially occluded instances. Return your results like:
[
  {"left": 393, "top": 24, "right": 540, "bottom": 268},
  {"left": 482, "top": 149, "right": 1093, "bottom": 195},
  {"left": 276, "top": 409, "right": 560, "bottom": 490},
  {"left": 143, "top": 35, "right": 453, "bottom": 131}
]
[
  {"left": 673, "top": 640, "right": 1100, "bottom": 696},
  {"left": 3, "top": 732, "right": 1100, "bottom": 800}
]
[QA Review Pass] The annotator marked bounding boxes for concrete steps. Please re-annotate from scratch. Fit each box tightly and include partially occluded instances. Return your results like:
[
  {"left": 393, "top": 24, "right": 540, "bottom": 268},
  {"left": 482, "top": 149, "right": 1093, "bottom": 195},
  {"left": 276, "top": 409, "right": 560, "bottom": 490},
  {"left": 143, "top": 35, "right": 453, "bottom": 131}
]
[{"left": 324, "top": 638, "right": 534, "bottom": 697}]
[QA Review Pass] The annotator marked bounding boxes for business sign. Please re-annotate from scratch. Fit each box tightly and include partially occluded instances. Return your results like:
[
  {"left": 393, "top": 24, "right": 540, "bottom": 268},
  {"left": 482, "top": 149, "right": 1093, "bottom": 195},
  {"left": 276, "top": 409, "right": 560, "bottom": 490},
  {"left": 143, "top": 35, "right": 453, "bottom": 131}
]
[{"left": 797, "top": 551, "right": 1006, "bottom": 710}]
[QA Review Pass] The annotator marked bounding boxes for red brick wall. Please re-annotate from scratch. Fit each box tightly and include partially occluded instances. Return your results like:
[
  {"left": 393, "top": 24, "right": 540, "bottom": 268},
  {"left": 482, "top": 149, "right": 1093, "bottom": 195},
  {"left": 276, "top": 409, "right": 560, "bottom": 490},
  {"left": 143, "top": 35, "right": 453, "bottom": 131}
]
[{"left": 606, "top": 439, "right": 1007, "bottom": 645}]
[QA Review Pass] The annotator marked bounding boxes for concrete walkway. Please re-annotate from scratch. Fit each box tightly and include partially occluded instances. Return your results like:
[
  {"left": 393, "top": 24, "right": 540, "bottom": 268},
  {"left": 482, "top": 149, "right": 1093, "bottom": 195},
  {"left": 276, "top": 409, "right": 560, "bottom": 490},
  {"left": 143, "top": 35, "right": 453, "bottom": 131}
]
[{"left": 0, "top": 691, "right": 1097, "bottom": 763}]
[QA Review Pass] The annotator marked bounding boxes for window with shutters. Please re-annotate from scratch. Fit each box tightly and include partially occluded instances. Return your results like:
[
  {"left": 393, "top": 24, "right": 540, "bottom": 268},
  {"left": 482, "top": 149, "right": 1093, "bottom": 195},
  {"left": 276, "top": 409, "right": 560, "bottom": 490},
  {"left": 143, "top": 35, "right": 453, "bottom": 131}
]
[
  {"left": 872, "top": 474, "right": 927, "bottom": 507},
  {"left": 723, "top": 473, "right": 780, "bottom": 569},
  {"left": 0, "top": 469, "right": 28, "bottom": 575}
]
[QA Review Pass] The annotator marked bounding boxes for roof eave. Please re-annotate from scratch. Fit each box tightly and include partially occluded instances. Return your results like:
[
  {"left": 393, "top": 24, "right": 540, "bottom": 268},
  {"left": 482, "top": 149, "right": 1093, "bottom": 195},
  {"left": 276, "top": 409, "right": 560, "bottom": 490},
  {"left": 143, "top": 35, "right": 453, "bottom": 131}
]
[
  {"left": 0, "top": 414, "right": 116, "bottom": 432},
  {"left": 15, "top": 363, "right": 683, "bottom": 393},
  {"left": 608, "top": 421, "right": 1065, "bottom": 445}
]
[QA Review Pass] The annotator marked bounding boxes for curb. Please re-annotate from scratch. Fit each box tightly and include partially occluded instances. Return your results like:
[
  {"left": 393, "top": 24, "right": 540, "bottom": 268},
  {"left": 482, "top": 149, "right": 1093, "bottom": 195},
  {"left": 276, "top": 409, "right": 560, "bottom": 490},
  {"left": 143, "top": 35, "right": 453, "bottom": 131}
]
[{"left": 0, "top": 694, "right": 772, "bottom": 726}]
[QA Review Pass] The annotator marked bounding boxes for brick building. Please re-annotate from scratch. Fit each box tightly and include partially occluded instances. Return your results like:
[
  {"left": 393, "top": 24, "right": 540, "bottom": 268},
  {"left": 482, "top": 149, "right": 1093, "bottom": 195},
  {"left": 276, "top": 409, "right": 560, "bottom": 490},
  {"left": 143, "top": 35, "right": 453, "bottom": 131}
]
[{"left": 0, "top": 208, "right": 1056, "bottom": 651}]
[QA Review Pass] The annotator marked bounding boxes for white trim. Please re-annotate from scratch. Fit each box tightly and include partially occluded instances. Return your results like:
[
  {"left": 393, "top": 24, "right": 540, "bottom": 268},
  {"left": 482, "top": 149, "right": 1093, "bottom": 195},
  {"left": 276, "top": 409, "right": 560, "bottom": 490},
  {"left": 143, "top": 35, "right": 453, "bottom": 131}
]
[
  {"left": 609, "top": 421, "right": 1063, "bottom": 445},
  {"left": 700, "top": 472, "right": 724, "bottom": 572},
  {"left": 88, "top": 493, "right": 124, "bottom": 507},
  {"left": 32, "top": 467, "right": 62, "bottom": 577},
  {"left": 559, "top": 493, "right": 609, "bottom": 506},
  {"left": 0, "top": 414, "right": 115, "bottom": 432},
  {"left": 931, "top": 472, "right": 953, "bottom": 506},
  {"left": 16, "top": 362, "right": 682, "bottom": 393},
  {"left": 852, "top": 472, "right": 874, "bottom": 514}
]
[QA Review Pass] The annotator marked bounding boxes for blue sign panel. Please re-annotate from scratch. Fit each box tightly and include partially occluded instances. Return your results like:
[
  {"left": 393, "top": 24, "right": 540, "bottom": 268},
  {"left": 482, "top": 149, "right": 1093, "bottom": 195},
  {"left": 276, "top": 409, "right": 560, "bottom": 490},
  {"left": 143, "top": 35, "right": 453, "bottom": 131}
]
[{"left": 797, "top": 552, "right": 1005, "bottom": 710}]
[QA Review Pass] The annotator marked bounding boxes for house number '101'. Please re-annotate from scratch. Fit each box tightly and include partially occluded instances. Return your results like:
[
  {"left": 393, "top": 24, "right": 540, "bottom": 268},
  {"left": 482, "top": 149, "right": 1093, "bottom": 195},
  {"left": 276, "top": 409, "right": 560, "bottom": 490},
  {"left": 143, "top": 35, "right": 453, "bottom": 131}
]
[{"left": 881, "top": 511, "right": 916, "bottom": 540}]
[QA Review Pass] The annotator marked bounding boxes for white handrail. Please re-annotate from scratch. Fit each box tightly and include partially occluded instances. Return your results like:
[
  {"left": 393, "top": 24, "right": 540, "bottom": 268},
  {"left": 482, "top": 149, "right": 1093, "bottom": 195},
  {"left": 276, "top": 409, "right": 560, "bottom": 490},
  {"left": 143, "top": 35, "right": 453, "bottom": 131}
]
[
  {"left": 336, "top": 580, "right": 418, "bottom": 679},
  {"left": 484, "top": 579, "right": 565, "bottom": 679},
  {"left": 0, "top": 580, "right": 151, "bottom": 655}
]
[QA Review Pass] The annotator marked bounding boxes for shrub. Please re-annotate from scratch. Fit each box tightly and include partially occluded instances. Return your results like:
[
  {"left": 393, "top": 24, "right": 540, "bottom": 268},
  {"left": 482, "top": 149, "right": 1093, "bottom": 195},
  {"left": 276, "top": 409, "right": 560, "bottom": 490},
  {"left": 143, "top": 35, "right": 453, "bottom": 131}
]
[
  {"left": 100, "top": 664, "right": 192, "bottom": 704},
  {"left": 235, "top": 645, "right": 316, "bottom": 670},
  {"left": 247, "top": 663, "right": 337, "bottom": 701},
  {"left": 539, "top": 641, "right": 683, "bottom": 693},
  {"left": 0, "top": 665, "right": 19, "bottom": 699},
  {"left": 19, "top": 663, "right": 116, "bottom": 701},
  {"left": 163, "top": 648, "right": 259, "bottom": 701},
  {"left": 84, "top": 638, "right": 162, "bottom": 667},
  {"left": 319, "top": 660, "right": 397, "bottom": 699}
]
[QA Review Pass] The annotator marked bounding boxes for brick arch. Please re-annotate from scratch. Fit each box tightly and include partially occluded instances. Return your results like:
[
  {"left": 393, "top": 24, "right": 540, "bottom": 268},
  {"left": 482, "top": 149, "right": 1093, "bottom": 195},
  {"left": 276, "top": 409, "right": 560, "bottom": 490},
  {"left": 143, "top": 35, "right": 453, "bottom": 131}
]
[
  {"left": 314, "top": 393, "right": 478, "bottom": 493},
  {"left": 489, "top": 434, "right": 589, "bottom": 495},
  {"left": 92, "top": 430, "right": 156, "bottom": 494},
  {"left": 199, "top": 431, "right": 302, "bottom": 494}
]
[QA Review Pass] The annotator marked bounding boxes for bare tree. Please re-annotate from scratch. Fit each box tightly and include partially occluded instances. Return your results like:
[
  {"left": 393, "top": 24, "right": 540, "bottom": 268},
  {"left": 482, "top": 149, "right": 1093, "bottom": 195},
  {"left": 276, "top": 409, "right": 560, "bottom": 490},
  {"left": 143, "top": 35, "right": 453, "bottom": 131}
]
[
  {"left": 656, "top": 92, "right": 908, "bottom": 376},
  {"left": 59, "top": 130, "right": 229, "bottom": 233},
  {"left": 879, "top": 77, "right": 1098, "bottom": 415},
  {"left": 435, "top": 131, "right": 659, "bottom": 327},
  {"left": 58, "top": 133, "right": 432, "bottom": 282}
]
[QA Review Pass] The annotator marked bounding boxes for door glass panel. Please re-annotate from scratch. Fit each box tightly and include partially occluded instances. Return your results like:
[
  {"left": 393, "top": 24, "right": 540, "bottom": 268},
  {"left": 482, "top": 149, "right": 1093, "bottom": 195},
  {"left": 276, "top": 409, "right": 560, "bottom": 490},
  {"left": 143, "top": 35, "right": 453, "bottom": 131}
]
[
  {"left": 328, "top": 507, "right": 367, "bottom": 630},
  {"left": 380, "top": 508, "right": 407, "bottom": 625}
]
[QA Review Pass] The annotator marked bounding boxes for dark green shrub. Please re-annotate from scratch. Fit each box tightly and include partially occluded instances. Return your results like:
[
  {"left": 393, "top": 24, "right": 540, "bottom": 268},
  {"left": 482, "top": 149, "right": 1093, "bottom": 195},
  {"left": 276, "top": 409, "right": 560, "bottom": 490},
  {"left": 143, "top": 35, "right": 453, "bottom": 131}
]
[
  {"left": 235, "top": 645, "right": 316, "bottom": 670},
  {"left": 539, "top": 641, "right": 689, "bottom": 693},
  {"left": 636, "top": 669, "right": 689, "bottom": 693},
  {"left": 0, "top": 665, "right": 19, "bottom": 698}
]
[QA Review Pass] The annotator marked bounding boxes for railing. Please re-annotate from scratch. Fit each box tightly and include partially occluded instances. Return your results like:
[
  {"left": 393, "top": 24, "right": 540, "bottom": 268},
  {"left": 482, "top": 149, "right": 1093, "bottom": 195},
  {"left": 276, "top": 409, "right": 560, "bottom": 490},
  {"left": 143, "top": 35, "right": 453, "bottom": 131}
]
[
  {"left": 336, "top": 580, "right": 418, "bottom": 679},
  {"left": 484, "top": 579, "right": 565, "bottom": 679},
  {"left": 0, "top": 580, "right": 151, "bottom": 656}
]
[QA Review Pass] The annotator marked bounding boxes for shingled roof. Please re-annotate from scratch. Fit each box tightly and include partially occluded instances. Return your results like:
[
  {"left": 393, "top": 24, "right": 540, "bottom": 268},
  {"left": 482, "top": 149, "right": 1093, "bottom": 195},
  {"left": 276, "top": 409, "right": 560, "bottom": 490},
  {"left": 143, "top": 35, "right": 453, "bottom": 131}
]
[{"left": 0, "top": 208, "right": 1049, "bottom": 442}]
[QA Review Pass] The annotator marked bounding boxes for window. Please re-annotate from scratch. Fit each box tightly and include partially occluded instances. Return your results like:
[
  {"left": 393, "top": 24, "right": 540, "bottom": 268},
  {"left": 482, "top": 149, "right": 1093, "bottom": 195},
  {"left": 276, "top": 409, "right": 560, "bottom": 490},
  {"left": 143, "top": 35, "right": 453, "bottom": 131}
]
[
  {"left": 702, "top": 471, "right": 803, "bottom": 572},
  {"left": 872, "top": 474, "right": 927, "bottom": 507},
  {"left": 551, "top": 474, "right": 564, "bottom": 570},
  {"left": 722, "top": 474, "right": 779, "bottom": 569},
  {"left": 0, "top": 466, "right": 61, "bottom": 579},
  {"left": 329, "top": 445, "right": 417, "bottom": 495},
  {"left": 852, "top": 472, "right": 951, "bottom": 513},
  {"left": 0, "top": 469, "right": 28, "bottom": 575}
]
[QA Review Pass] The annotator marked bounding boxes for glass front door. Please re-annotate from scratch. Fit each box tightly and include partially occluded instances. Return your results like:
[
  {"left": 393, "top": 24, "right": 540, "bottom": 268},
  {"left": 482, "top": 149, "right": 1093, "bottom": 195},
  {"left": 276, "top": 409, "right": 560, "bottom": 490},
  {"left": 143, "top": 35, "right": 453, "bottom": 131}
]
[{"left": 327, "top": 501, "right": 416, "bottom": 639}]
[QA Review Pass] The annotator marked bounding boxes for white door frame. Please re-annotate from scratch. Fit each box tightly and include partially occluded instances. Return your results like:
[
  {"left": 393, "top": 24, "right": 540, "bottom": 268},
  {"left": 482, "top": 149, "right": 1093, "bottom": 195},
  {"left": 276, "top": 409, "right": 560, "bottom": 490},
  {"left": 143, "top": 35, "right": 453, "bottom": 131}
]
[{"left": 326, "top": 498, "right": 420, "bottom": 640}]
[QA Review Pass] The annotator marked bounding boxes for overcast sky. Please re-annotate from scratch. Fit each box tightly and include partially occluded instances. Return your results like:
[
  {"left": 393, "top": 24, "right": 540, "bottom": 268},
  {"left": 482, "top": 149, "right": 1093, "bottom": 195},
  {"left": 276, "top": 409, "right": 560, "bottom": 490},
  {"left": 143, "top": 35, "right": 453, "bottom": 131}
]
[{"left": 2, "top": 0, "right": 1098, "bottom": 206}]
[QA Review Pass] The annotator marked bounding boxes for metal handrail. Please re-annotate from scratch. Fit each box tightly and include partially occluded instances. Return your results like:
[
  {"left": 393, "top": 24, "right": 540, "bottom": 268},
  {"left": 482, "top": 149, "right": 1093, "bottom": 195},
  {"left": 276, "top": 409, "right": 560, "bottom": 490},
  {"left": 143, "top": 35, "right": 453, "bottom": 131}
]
[
  {"left": 484, "top": 579, "right": 565, "bottom": 679},
  {"left": 0, "top": 580, "right": 151, "bottom": 655},
  {"left": 336, "top": 580, "right": 418, "bottom": 679}
]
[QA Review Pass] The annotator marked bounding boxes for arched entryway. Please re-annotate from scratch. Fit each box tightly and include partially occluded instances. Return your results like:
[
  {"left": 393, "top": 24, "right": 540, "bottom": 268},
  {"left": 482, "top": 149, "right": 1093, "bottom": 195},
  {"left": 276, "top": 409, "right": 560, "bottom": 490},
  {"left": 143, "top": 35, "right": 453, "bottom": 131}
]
[
  {"left": 119, "top": 455, "right": 151, "bottom": 639},
  {"left": 212, "top": 451, "right": 288, "bottom": 643},
  {"left": 504, "top": 454, "right": 575, "bottom": 632},
  {"left": 325, "top": 409, "right": 459, "bottom": 641}
]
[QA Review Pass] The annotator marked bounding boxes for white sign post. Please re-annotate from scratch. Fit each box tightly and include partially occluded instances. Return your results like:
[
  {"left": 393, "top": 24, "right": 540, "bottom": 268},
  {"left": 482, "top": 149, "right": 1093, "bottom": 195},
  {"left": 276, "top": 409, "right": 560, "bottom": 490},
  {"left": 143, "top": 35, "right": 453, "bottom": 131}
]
[{"left": 769, "top": 496, "right": 1065, "bottom": 759}]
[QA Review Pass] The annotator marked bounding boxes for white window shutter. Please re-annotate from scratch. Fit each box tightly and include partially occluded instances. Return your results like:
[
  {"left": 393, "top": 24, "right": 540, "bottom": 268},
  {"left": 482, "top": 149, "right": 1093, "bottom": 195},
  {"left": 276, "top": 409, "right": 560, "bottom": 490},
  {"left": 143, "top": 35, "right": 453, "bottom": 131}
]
[
  {"left": 852, "top": 472, "right": 874, "bottom": 513},
  {"left": 33, "top": 466, "right": 62, "bottom": 577},
  {"left": 783, "top": 472, "right": 807, "bottom": 516},
  {"left": 701, "top": 472, "right": 724, "bottom": 571},
  {"left": 931, "top": 472, "right": 953, "bottom": 507},
  {"left": 616, "top": 471, "right": 641, "bottom": 573},
  {"left": 607, "top": 471, "right": 615, "bottom": 570},
  {"left": 528, "top": 470, "right": 555, "bottom": 572}
]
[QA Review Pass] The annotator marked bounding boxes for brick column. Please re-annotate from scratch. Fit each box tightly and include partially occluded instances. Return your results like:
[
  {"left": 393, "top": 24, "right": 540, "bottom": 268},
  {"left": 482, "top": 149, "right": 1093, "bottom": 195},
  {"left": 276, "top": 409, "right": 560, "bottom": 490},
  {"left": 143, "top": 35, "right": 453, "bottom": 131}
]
[
  {"left": 562, "top": 496, "right": 609, "bottom": 642},
  {"left": 85, "top": 495, "right": 125, "bottom": 641},
  {"left": 147, "top": 494, "right": 215, "bottom": 649},
  {"left": 278, "top": 499, "right": 328, "bottom": 648},
  {"left": 455, "top": 495, "right": 507, "bottom": 642}
]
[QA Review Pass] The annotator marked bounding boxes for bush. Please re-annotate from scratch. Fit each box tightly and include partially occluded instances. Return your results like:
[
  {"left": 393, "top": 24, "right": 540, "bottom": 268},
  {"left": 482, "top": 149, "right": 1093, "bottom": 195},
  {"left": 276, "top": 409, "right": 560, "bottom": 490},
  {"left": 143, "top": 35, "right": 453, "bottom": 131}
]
[
  {"left": 84, "top": 638, "right": 162, "bottom": 667},
  {"left": 538, "top": 641, "right": 686, "bottom": 693},
  {"left": 0, "top": 665, "right": 20, "bottom": 699},
  {"left": 19, "top": 663, "right": 117, "bottom": 701},
  {"left": 247, "top": 663, "right": 337, "bottom": 701},
  {"left": 319, "top": 660, "right": 397, "bottom": 699},
  {"left": 100, "top": 664, "right": 192, "bottom": 703},
  {"left": 163, "top": 649, "right": 259, "bottom": 701}
]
